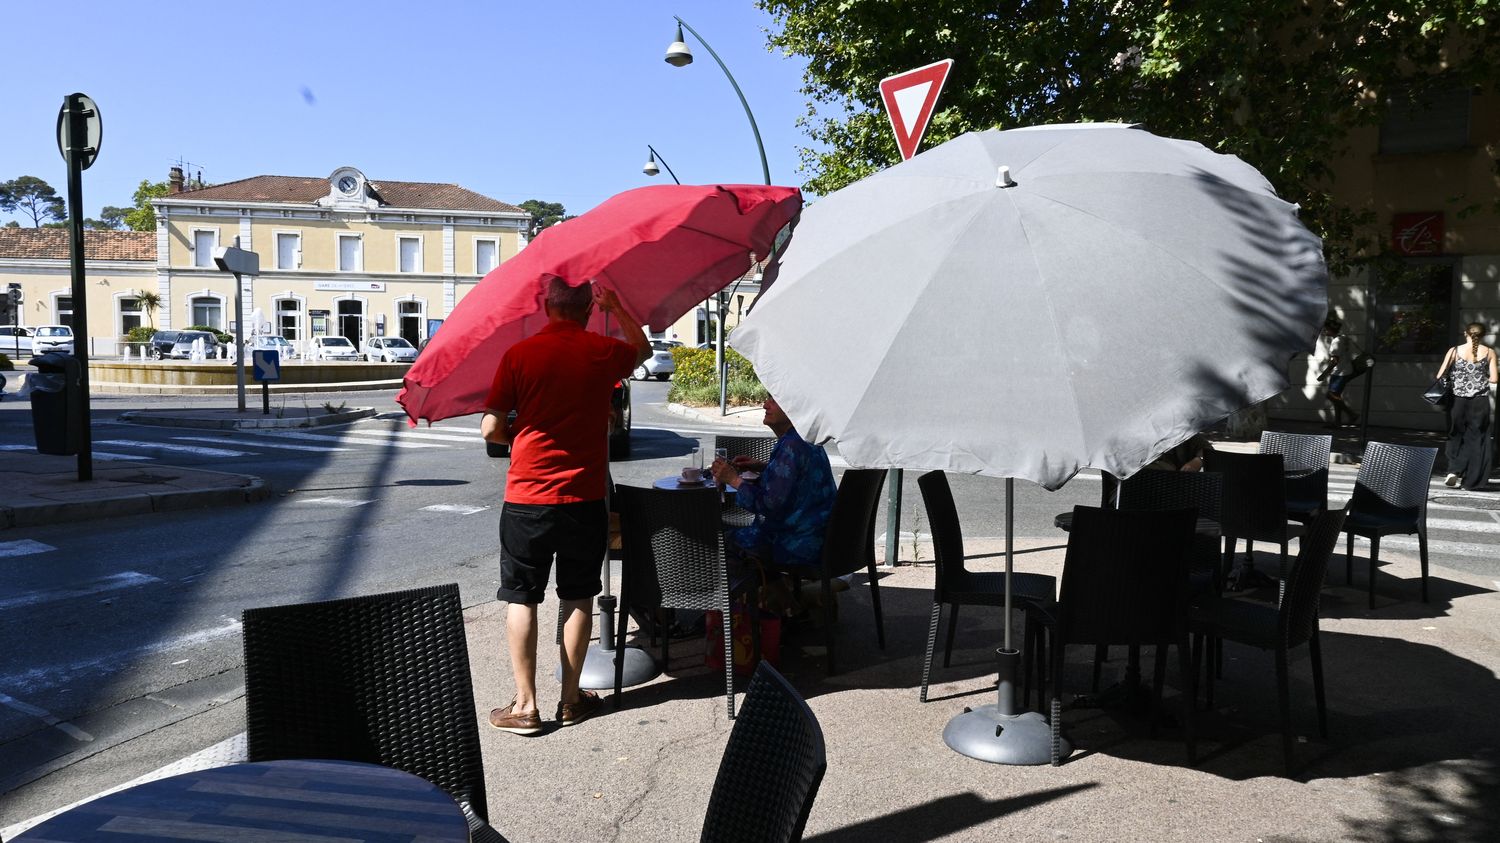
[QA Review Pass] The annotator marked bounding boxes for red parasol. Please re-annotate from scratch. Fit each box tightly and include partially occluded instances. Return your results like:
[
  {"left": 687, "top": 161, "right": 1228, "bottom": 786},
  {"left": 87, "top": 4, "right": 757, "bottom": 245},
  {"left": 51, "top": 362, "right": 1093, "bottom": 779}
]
[{"left": 397, "top": 183, "right": 802, "bottom": 426}]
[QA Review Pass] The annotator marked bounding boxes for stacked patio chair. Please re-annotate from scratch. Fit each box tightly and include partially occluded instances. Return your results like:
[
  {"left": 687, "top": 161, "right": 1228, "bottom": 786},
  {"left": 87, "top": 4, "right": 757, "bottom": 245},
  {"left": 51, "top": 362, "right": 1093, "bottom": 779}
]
[
  {"left": 916, "top": 470, "right": 1057, "bottom": 704},
  {"left": 716, "top": 435, "right": 779, "bottom": 529},
  {"left": 701, "top": 663, "right": 826, "bottom": 843},
  {"left": 614, "top": 484, "right": 759, "bottom": 719},
  {"left": 1190, "top": 506, "right": 1348, "bottom": 776},
  {"left": 1204, "top": 450, "right": 1306, "bottom": 596},
  {"left": 241, "top": 583, "right": 508, "bottom": 843},
  {"left": 1259, "top": 430, "right": 1333, "bottom": 523},
  {"left": 1046, "top": 505, "right": 1198, "bottom": 766},
  {"left": 1342, "top": 441, "right": 1439, "bottom": 609}
]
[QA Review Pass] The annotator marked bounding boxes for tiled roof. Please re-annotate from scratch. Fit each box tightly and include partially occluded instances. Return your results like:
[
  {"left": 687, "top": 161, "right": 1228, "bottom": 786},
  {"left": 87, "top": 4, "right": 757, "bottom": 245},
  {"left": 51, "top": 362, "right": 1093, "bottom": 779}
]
[
  {"left": 161, "top": 175, "right": 527, "bottom": 214},
  {"left": 0, "top": 228, "right": 155, "bottom": 261}
]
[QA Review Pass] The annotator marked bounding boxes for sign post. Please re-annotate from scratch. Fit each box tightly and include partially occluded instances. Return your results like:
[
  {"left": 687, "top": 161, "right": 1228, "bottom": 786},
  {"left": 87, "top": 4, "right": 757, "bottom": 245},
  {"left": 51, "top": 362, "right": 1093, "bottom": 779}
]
[
  {"left": 251, "top": 349, "right": 280, "bottom": 415},
  {"left": 214, "top": 239, "right": 260, "bottom": 412},
  {"left": 57, "top": 93, "right": 102, "bottom": 482}
]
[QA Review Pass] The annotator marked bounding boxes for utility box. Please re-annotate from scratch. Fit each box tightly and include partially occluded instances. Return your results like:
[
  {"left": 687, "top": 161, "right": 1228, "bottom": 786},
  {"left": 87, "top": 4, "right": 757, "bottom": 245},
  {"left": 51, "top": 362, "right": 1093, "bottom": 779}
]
[{"left": 28, "top": 352, "right": 83, "bottom": 455}]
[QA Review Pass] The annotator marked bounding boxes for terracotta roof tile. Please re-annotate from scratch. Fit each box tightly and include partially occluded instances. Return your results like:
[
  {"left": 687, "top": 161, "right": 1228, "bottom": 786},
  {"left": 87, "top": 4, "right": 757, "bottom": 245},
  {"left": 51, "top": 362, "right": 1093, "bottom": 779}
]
[
  {"left": 0, "top": 228, "right": 155, "bottom": 261},
  {"left": 162, "top": 175, "right": 527, "bottom": 214}
]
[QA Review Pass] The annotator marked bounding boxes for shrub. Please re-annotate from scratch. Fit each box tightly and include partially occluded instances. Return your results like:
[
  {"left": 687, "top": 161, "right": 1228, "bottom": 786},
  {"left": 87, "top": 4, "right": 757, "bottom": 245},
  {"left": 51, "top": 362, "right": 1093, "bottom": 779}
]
[
  {"left": 667, "top": 346, "right": 768, "bottom": 406},
  {"left": 186, "top": 325, "right": 233, "bottom": 344},
  {"left": 0, "top": 353, "right": 11, "bottom": 371},
  {"left": 126, "top": 326, "right": 157, "bottom": 343}
]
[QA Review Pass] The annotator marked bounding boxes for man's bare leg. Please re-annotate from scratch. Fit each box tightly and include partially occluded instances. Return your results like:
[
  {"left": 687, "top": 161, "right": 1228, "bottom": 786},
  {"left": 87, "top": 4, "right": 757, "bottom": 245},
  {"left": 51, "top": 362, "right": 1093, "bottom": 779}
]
[
  {"left": 558, "top": 598, "right": 594, "bottom": 705},
  {"left": 506, "top": 602, "right": 540, "bottom": 713}
]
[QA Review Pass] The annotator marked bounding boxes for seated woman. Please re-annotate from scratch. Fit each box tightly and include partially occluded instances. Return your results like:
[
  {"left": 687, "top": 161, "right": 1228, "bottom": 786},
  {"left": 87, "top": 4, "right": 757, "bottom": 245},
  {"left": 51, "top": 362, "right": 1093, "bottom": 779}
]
[{"left": 710, "top": 395, "right": 837, "bottom": 582}]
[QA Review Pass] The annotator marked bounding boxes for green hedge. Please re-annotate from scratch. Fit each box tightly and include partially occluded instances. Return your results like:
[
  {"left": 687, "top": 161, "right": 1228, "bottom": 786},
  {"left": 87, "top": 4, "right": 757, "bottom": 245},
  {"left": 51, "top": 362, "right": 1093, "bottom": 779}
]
[
  {"left": 0, "top": 353, "right": 11, "bottom": 371},
  {"left": 126, "top": 326, "right": 157, "bottom": 343},
  {"left": 185, "top": 325, "right": 233, "bottom": 344},
  {"left": 667, "top": 346, "right": 768, "bottom": 406}
]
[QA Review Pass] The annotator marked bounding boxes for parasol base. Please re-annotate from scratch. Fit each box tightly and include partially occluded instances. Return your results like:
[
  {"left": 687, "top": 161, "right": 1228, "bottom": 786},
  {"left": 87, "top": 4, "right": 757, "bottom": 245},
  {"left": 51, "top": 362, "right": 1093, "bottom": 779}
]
[
  {"left": 943, "top": 706, "right": 1069, "bottom": 766},
  {"left": 563, "top": 643, "right": 660, "bottom": 691}
]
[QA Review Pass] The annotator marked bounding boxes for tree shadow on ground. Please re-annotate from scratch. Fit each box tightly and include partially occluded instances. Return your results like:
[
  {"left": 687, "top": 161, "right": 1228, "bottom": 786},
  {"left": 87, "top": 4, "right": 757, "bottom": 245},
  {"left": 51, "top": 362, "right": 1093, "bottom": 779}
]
[{"left": 803, "top": 785, "right": 1098, "bottom": 842}]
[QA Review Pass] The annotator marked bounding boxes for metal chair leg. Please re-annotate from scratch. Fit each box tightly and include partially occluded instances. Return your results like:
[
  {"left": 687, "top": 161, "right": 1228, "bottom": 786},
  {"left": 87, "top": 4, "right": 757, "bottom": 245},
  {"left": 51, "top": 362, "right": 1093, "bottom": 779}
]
[
  {"left": 1367, "top": 535, "right": 1381, "bottom": 610},
  {"left": 919, "top": 601, "right": 941, "bottom": 702},
  {"left": 942, "top": 602, "right": 960, "bottom": 668},
  {"left": 1276, "top": 647, "right": 1295, "bottom": 777},
  {"left": 1418, "top": 527, "right": 1430, "bottom": 603},
  {"left": 1309, "top": 628, "right": 1328, "bottom": 739}
]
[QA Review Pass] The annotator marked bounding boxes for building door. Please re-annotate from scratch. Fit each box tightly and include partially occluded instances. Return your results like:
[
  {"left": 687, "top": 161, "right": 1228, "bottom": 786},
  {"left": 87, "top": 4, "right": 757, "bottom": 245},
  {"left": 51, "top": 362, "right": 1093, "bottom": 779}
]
[
  {"left": 398, "top": 301, "right": 422, "bottom": 345},
  {"left": 276, "top": 298, "right": 302, "bottom": 341},
  {"left": 337, "top": 300, "right": 363, "bottom": 344}
]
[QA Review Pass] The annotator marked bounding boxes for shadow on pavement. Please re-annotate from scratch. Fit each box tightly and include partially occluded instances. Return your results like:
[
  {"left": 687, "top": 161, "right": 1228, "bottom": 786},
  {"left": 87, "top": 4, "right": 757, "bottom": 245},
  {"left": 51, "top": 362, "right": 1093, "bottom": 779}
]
[{"left": 803, "top": 785, "right": 1099, "bottom": 842}]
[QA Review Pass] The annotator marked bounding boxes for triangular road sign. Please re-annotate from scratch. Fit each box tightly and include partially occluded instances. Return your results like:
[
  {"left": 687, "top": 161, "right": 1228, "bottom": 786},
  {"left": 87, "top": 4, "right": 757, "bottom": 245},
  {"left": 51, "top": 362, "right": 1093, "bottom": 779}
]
[{"left": 879, "top": 59, "right": 954, "bottom": 161}]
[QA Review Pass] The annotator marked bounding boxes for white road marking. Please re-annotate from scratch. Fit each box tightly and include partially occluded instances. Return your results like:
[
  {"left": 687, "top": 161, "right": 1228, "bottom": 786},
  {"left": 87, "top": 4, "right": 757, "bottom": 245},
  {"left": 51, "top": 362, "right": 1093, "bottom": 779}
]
[
  {"left": 174, "top": 435, "right": 351, "bottom": 453},
  {"left": 1369, "top": 535, "right": 1500, "bottom": 558},
  {"left": 296, "top": 496, "right": 373, "bottom": 508},
  {"left": 0, "top": 617, "right": 242, "bottom": 695},
  {"left": 0, "top": 539, "right": 56, "bottom": 559},
  {"left": 0, "top": 692, "right": 93, "bottom": 742},
  {"left": 93, "top": 451, "right": 153, "bottom": 461},
  {"left": 420, "top": 504, "right": 490, "bottom": 515},
  {"left": 1425, "top": 517, "right": 1500, "bottom": 534},
  {"left": 95, "top": 440, "right": 255, "bottom": 458},
  {"left": 0, "top": 571, "right": 160, "bottom": 611},
  {"left": 255, "top": 430, "right": 443, "bottom": 449},
  {"left": 344, "top": 427, "right": 473, "bottom": 444}
]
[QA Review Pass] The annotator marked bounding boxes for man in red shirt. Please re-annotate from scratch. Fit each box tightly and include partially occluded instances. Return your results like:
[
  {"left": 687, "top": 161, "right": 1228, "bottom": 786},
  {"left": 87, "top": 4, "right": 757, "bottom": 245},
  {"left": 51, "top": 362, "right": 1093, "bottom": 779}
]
[{"left": 482, "top": 278, "right": 648, "bottom": 734}]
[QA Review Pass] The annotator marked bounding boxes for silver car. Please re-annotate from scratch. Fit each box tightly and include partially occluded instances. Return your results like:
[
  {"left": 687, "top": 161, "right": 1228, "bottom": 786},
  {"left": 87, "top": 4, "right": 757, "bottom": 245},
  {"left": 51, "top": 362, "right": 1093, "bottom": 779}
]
[
  {"left": 634, "top": 341, "right": 677, "bottom": 381},
  {"left": 362, "top": 336, "right": 418, "bottom": 363}
]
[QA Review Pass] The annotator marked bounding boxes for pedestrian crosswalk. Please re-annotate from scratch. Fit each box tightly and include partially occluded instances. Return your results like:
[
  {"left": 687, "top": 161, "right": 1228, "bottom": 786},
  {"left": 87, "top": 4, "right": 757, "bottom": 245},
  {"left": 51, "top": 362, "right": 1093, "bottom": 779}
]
[{"left": 0, "top": 422, "right": 489, "bottom": 462}]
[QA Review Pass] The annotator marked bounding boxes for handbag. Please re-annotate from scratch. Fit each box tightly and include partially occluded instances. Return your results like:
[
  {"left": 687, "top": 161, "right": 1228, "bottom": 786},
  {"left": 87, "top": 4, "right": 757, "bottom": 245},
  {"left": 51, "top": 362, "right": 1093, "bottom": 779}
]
[{"left": 1422, "top": 376, "right": 1453, "bottom": 406}]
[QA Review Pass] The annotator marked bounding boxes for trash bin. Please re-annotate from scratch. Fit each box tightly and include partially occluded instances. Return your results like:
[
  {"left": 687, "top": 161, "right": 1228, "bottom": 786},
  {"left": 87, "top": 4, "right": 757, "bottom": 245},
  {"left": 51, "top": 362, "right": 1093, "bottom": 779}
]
[{"left": 28, "top": 352, "right": 83, "bottom": 455}]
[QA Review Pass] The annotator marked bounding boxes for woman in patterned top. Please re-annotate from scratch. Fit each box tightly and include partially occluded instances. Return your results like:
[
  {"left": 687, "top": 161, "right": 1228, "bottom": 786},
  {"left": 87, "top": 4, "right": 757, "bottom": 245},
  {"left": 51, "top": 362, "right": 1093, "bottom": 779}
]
[{"left": 1435, "top": 322, "right": 1498, "bottom": 490}]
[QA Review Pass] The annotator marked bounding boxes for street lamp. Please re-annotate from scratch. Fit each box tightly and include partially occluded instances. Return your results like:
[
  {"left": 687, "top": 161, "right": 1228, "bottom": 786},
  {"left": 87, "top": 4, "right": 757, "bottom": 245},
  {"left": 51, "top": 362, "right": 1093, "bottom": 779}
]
[
  {"left": 642, "top": 145, "right": 680, "bottom": 184},
  {"left": 664, "top": 15, "right": 771, "bottom": 414}
]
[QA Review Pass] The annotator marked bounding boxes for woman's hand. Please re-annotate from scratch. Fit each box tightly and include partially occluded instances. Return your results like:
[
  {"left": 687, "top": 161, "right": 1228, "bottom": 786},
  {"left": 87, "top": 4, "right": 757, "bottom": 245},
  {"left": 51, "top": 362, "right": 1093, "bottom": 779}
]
[{"left": 710, "top": 458, "right": 740, "bottom": 489}]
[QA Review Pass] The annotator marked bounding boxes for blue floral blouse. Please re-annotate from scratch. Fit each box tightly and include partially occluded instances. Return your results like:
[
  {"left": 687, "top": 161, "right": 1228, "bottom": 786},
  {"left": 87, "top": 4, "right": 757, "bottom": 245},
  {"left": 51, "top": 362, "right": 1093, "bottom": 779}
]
[{"left": 731, "top": 430, "right": 837, "bottom": 571}]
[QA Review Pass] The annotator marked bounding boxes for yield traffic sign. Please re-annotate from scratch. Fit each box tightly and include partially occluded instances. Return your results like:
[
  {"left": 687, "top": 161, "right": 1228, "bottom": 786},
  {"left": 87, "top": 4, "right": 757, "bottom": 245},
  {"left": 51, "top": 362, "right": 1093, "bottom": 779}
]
[{"left": 878, "top": 59, "right": 953, "bottom": 161}]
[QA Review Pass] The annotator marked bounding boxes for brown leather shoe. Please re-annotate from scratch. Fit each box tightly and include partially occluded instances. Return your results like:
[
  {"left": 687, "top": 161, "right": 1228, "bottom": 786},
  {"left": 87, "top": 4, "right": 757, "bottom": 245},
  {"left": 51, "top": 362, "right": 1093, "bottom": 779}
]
[
  {"left": 556, "top": 690, "right": 604, "bottom": 727},
  {"left": 489, "top": 700, "right": 542, "bottom": 736}
]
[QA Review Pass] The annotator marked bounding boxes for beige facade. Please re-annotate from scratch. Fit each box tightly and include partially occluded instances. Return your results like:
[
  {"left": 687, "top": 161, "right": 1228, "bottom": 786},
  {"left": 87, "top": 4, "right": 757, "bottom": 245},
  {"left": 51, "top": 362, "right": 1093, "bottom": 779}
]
[{"left": 0, "top": 229, "right": 157, "bottom": 355}]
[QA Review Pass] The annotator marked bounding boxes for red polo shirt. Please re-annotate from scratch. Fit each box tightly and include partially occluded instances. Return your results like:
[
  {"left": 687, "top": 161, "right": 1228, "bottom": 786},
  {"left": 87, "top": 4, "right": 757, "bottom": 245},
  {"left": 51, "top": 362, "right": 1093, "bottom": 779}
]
[{"left": 486, "top": 321, "right": 638, "bottom": 504}]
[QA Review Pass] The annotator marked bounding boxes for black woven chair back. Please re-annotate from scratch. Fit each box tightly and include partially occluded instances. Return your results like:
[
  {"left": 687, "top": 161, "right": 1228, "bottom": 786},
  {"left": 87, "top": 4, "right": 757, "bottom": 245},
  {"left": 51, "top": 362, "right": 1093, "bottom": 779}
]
[
  {"left": 615, "top": 485, "right": 725, "bottom": 611},
  {"left": 1203, "top": 450, "right": 1287, "bottom": 540},
  {"left": 1350, "top": 442, "right": 1437, "bottom": 523},
  {"left": 715, "top": 434, "right": 778, "bottom": 465},
  {"left": 1282, "top": 507, "right": 1348, "bottom": 648},
  {"left": 1118, "top": 469, "right": 1223, "bottom": 521},
  {"left": 1058, "top": 506, "right": 1196, "bottom": 645},
  {"left": 242, "top": 583, "right": 489, "bottom": 826},
  {"left": 822, "top": 469, "right": 887, "bottom": 579},
  {"left": 1260, "top": 431, "right": 1331, "bottom": 513},
  {"left": 917, "top": 470, "right": 968, "bottom": 590},
  {"left": 700, "top": 663, "right": 826, "bottom": 843}
]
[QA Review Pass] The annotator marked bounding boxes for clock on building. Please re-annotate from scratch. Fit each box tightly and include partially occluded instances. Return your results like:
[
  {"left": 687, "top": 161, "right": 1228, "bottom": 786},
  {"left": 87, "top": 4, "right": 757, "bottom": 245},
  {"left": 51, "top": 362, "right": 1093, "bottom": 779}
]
[{"left": 338, "top": 175, "right": 359, "bottom": 195}]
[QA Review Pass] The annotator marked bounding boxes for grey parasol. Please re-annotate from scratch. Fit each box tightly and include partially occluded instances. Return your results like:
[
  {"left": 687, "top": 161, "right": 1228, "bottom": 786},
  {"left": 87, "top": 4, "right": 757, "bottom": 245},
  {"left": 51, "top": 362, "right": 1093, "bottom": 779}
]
[{"left": 732, "top": 123, "right": 1328, "bottom": 765}]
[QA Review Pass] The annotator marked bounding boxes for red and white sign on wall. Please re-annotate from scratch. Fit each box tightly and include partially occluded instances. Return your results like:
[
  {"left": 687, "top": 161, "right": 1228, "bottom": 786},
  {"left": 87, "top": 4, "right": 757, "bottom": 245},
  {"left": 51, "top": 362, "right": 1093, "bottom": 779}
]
[
  {"left": 1392, "top": 212, "right": 1444, "bottom": 256},
  {"left": 879, "top": 59, "right": 954, "bottom": 161}
]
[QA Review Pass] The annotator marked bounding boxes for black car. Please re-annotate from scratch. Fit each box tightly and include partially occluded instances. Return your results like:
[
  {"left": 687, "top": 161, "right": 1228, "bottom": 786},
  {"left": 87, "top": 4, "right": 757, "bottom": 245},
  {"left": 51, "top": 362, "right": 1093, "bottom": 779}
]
[
  {"left": 148, "top": 330, "right": 221, "bottom": 359},
  {"left": 485, "top": 379, "right": 631, "bottom": 460}
]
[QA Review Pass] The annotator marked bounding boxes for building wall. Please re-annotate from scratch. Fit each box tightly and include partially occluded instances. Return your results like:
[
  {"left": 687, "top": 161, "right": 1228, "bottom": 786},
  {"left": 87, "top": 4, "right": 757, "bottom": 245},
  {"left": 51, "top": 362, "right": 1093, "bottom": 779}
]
[{"left": 0, "top": 260, "right": 157, "bottom": 352}]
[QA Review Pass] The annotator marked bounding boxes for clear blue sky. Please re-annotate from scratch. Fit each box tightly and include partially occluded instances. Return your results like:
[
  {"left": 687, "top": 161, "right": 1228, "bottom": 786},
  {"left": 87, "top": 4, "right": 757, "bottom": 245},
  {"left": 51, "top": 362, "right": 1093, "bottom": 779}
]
[{"left": 2, "top": 1, "right": 821, "bottom": 226}]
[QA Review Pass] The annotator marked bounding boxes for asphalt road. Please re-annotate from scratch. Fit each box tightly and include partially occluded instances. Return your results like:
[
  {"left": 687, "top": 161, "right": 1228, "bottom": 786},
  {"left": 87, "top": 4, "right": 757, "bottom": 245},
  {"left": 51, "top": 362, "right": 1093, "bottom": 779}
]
[{"left": 1, "top": 379, "right": 1498, "bottom": 827}]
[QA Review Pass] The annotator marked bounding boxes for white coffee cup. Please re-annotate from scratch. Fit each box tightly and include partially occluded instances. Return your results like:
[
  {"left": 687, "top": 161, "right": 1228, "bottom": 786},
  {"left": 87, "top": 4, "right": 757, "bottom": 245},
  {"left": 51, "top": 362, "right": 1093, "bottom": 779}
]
[{"left": 680, "top": 467, "right": 702, "bottom": 483}]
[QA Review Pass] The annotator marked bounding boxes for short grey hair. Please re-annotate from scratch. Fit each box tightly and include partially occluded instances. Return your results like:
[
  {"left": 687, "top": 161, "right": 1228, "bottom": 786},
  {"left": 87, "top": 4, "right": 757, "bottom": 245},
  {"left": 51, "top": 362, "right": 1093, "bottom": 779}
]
[{"left": 545, "top": 277, "right": 592, "bottom": 322}]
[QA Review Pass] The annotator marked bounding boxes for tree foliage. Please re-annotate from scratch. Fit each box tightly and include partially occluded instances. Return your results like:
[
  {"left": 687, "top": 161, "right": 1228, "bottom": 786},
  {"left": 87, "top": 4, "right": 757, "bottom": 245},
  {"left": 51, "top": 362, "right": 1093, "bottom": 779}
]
[
  {"left": 519, "top": 199, "right": 572, "bottom": 233},
  {"left": 124, "top": 180, "right": 170, "bottom": 232},
  {"left": 758, "top": 0, "right": 1500, "bottom": 270},
  {"left": 0, "top": 176, "right": 67, "bottom": 226},
  {"left": 86, "top": 205, "right": 130, "bottom": 230}
]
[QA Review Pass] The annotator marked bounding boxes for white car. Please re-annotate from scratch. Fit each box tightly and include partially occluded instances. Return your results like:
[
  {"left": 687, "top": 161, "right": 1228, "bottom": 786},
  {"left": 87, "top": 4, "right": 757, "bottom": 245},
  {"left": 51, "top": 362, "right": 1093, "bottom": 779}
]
[
  {"left": 0, "top": 326, "right": 33, "bottom": 356},
  {"left": 634, "top": 341, "right": 676, "bottom": 381},
  {"left": 31, "top": 325, "right": 75, "bottom": 354},
  {"left": 361, "top": 336, "right": 418, "bottom": 363},
  {"left": 248, "top": 335, "right": 298, "bottom": 360},
  {"left": 312, "top": 336, "right": 362, "bottom": 361}
]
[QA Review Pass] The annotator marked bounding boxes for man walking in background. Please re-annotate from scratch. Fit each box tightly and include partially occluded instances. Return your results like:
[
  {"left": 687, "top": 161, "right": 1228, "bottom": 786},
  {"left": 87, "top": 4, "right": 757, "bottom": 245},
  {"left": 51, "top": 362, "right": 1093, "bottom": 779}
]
[{"left": 482, "top": 277, "right": 649, "bottom": 734}]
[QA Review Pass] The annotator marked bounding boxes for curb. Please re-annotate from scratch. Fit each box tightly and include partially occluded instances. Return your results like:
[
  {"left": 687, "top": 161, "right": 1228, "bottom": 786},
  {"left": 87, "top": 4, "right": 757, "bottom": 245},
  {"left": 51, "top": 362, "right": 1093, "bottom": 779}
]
[
  {"left": 116, "top": 408, "right": 377, "bottom": 430},
  {"left": 0, "top": 476, "right": 271, "bottom": 531},
  {"left": 92, "top": 380, "right": 403, "bottom": 396},
  {"left": 664, "top": 402, "right": 765, "bottom": 427}
]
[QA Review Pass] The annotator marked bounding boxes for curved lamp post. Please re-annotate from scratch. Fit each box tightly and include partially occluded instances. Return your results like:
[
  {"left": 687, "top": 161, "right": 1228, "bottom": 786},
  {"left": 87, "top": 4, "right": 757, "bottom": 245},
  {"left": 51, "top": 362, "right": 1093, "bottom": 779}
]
[
  {"left": 665, "top": 16, "right": 771, "bottom": 414},
  {"left": 642, "top": 144, "right": 681, "bottom": 184}
]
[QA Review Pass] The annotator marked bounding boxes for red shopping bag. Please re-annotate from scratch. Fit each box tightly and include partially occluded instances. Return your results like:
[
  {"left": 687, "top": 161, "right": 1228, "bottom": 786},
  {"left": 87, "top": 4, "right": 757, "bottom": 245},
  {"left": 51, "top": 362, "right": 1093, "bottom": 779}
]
[{"left": 704, "top": 604, "right": 781, "bottom": 676}]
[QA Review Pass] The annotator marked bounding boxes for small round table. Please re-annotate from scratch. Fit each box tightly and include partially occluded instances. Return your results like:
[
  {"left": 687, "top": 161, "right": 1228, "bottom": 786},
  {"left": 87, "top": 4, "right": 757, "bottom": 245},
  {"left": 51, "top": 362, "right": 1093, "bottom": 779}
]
[
  {"left": 653, "top": 475, "right": 719, "bottom": 491},
  {"left": 13, "top": 759, "right": 472, "bottom": 842}
]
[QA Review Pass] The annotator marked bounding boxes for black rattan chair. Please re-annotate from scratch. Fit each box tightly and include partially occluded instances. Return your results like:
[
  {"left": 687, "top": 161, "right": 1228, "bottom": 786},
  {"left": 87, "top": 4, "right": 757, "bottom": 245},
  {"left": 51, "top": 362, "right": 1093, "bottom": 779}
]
[
  {"left": 1204, "top": 450, "right": 1307, "bottom": 593},
  {"left": 1047, "top": 506, "right": 1198, "bottom": 766},
  {"left": 1342, "top": 441, "right": 1439, "bottom": 609},
  {"left": 614, "top": 484, "right": 759, "bottom": 719},
  {"left": 1259, "top": 431, "right": 1333, "bottom": 523},
  {"left": 1190, "top": 506, "right": 1348, "bottom": 776},
  {"left": 715, "top": 434, "right": 778, "bottom": 466},
  {"left": 241, "top": 583, "right": 506, "bottom": 843},
  {"left": 700, "top": 663, "right": 826, "bottom": 843},
  {"left": 794, "top": 468, "right": 887, "bottom": 676},
  {"left": 916, "top": 470, "right": 1056, "bottom": 703}
]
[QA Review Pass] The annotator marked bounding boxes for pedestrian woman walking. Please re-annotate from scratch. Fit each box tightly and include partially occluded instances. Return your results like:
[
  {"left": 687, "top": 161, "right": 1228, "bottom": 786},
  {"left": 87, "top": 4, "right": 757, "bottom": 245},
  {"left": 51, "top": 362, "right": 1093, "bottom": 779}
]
[{"left": 1435, "top": 322, "right": 1499, "bottom": 490}]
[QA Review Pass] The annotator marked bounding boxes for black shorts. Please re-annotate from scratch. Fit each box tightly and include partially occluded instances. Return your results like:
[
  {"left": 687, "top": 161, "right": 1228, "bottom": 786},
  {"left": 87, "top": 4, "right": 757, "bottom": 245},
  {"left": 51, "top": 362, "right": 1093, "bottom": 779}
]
[{"left": 498, "top": 500, "right": 607, "bottom": 604}]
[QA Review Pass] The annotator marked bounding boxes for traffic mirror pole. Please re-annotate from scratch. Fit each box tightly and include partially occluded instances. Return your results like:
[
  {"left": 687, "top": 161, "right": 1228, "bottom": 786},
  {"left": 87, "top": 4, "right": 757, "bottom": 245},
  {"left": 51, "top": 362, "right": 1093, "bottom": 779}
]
[{"left": 60, "top": 93, "right": 100, "bottom": 482}]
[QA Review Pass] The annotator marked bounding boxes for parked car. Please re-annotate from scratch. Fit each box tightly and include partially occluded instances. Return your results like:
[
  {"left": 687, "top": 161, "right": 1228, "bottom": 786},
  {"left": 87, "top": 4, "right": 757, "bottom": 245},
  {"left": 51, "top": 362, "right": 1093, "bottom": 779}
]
[
  {"left": 487, "top": 379, "right": 632, "bottom": 460},
  {"left": 248, "top": 335, "right": 298, "bottom": 360},
  {"left": 633, "top": 341, "right": 676, "bottom": 381},
  {"left": 148, "top": 330, "right": 221, "bottom": 360},
  {"left": 31, "top": 325, "right": 76, "bottom": 355},
  {"left": 362, "top": 336, "right": 418, "bottom": 363},
  {"left": 312, "top": 335, "right": 362, "bottom": 361},
  {"left": 0, "top": 326, "right": 33, "bottom": 356}
]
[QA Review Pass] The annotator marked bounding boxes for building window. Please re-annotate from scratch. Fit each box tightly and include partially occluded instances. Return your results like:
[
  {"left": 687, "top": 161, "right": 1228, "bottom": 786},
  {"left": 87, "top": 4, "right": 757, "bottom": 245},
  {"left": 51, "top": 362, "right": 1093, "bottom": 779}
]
[
  {"left": 192, "top": 229, "right": 217, "bottom": 268},
  {"left": 398, "top": 236, "right": 422, "bottom": 273},
  {"left": 276, "top": 232, "right": 301, "bottom": 270},
  {"left": 338, "top": 234, "right": 362, "bottom": 272},
  {"left": 276, "top": 298, "right": 302, "bottom": 340},
  {"left": 119, "top": 296, "right": 143, "bottom": 335},
  {"left": 1371, "top": 258, "right": 1458, "bottom": 356},
  {"left": 190, "top": 296, "right": 223, "bottom": 329},
  {"left": 1379, "top": 84, "right": 1471, "bottom": 155},
  {"left": 475, "top": 238, "right": 498, "bottom": 275},
  {"left": 55, "top": 295, "right": 74, "bottom": 327}
]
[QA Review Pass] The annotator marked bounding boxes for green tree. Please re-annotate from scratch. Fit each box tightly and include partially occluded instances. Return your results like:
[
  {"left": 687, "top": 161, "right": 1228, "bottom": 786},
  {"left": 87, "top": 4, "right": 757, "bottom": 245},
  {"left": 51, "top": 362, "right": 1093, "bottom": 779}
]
[
  {"left": 86, "top": 205, "right": 130, "bottom": 230},
  {"left": 758, "top": 0, "right": 1500, "bottom": 271},
  {"left": 123, "top": 180, "right": 170, "bottom": 231},
  {"left": 519, "top": 199, "right": 571, "bottom": 234},
  {"left": 0, "top": 176, "right": 67, "bottom": 226},
  {"left": 137, "top": 290, "right": 162, "bottom": 328}
]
